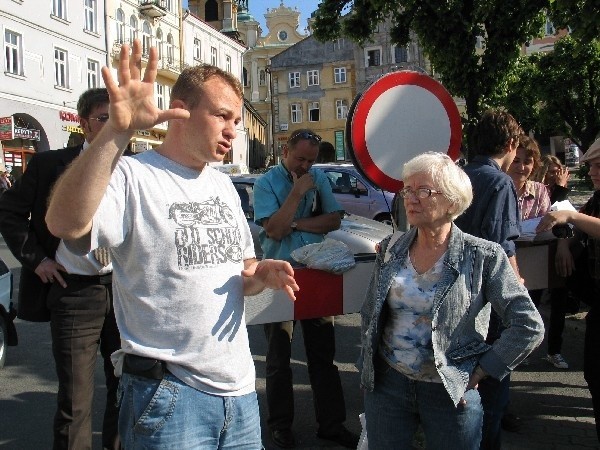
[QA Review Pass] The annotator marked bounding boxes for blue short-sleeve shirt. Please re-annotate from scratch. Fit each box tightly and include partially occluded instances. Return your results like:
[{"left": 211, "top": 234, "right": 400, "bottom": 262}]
[{"left": 254, "top": 163, "right": 342, "bottom": 263}]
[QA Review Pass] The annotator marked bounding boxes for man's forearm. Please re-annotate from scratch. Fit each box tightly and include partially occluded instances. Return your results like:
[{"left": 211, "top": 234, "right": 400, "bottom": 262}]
[
  {"left": 263, "top": 191, "right": 303, "bottom": 240},
  {"left": 295, "top": 212, "right": 341, "bottom": 234},
  {"left": 46, "top": 126, "right": 132, "bottom": 240}
]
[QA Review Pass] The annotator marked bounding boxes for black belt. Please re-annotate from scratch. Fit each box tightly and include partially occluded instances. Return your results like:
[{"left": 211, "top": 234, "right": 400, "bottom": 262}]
[
  {"left": 58, "top": 271, "right": 112, "bottom": 285},
  {"left": 122, "top": 354, "right": 168, "bottom": 380}
]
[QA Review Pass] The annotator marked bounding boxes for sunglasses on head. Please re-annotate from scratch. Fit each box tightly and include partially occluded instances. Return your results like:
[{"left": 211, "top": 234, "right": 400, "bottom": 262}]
[
  {"left": 289, "top": 131, "right": 322, "bottom": 145},
  {"left": 88, "top": 114, "right": 110, "bottom": 123}
]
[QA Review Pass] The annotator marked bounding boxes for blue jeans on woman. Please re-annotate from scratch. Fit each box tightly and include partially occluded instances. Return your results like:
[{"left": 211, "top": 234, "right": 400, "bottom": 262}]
[
  {"left": 118, "top": 372, "right": 263, "bottom": 449},
  {"left": 364, "top": 356, "right": 483, "bottom": 449}
]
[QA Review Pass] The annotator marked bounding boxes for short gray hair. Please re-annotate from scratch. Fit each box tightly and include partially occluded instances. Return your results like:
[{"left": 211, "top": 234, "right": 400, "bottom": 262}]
[{"left": 402, "top": 152, "right": 473, "bottom": 220}]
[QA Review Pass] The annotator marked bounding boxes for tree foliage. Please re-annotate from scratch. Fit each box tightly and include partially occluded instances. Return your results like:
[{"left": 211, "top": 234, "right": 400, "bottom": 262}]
[
  {"left": 534, "top": 37, "right": 600, "bottom": 151},
  {"left": 550, "top": 0, "right": 600, "bottom": 42},
  {"left": 312, "top": 0, "right": 548, "bottom": 151}
]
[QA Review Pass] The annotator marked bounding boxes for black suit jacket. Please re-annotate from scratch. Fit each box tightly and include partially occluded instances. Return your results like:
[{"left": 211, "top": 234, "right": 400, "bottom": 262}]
[{"left": 0, "top": 146, "right": 82, "bottom": 321}]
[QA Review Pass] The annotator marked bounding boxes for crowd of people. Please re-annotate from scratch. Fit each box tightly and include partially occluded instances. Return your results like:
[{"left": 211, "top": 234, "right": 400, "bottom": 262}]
[{"left": 0, "top": 38, "right": 598, "bottom": 449}]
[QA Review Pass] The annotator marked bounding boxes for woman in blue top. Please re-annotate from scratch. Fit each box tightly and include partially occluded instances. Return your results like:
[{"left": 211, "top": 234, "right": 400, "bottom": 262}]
[{"left": 359, "top": 152, "right": 544, "bottom": 449}]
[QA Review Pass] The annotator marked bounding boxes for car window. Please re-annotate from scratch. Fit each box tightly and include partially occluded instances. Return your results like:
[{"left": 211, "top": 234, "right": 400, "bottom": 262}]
[
  {"left": 326, "top": 170, "right": 367, "bottom": 195},
  {"left": 234, "top": 183, "right": 254, "bottom": 219}
]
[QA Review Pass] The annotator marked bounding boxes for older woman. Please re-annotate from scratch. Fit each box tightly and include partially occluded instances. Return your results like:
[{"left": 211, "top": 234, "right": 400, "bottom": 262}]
[{"left": 359, "top": 152, "right": 544, "bottom": 449}]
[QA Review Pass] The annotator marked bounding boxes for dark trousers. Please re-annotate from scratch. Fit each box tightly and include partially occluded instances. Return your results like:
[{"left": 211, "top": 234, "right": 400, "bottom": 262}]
[
  {"left": 584, "top": 306, "right": 600, "bottom": 442},
  {"left": 263, "top": 317, "right": 346, "bottom": 434},
  {"left": 478, "top": 374, "right": 510, "bottom": 450},
  {"left": 48, "top": 279, "right": 121, "bottom": 450},
  {"left": 530, "top": 288, "right": 568, "bottom": 355},
  {"left": 480, "top": 310, "right": 510, "bottom": 450}
]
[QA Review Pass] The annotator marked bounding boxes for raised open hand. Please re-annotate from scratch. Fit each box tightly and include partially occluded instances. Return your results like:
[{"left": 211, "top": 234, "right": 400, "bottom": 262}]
[{"left": 100, "top": 39, "right": 189, "bottom": 133}]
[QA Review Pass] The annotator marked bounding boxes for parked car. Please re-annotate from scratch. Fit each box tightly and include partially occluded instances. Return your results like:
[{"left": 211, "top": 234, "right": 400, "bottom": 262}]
[
  {"left": 230, "top": 175, "right": 393, "bottom": 259},
  {"left": 312, "top": 164, "right": 395, "bottom": 225},
  {"left": 0, "top": 257, "right": 17, "bottom": 369},
  {"left": 212, "top": 163, "right": 250, "bottom": 176}
]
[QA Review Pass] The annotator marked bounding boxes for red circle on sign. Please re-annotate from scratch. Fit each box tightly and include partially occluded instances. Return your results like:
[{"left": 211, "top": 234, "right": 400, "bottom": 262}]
[{"left": 350, "top": 71, "right": 462, "bottom": 193}]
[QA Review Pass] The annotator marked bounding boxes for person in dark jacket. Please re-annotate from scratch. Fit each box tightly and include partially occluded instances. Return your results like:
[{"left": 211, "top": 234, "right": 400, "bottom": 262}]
[{"left": 0, "top": 88, "right": 120, "bottom": 450}]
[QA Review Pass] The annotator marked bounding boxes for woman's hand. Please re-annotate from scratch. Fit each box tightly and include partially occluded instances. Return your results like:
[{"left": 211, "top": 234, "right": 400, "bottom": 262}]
[
  {"left": 555, "top": 166, "right": 570, "bottom": 187},
  {"left": 460, "top": 365, "right": 488, "bottom": 405}
]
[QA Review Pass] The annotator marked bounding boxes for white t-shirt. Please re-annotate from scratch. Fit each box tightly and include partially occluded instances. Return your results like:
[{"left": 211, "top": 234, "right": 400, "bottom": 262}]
[{"left": 91, "top": 151, "right": 256, "bottom": 396}]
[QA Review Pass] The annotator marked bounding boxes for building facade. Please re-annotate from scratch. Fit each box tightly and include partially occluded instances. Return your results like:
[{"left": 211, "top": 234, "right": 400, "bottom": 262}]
[
  {"left": 105, "top": 0, "right": 183, "bottom": 152},
  {"left": 270, "top": 35, "right": 355, "bottom": 162},
  {"left": 0, "top": 0, "right": 107, "bottom": 176},
  {"left": 237, "top": 1, "right": 307, "bottom": 165}
]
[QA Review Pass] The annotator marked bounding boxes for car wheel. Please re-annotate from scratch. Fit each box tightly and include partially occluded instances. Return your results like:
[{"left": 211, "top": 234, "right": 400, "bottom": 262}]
[
  {"left": 375, "top": 213, "right": 393, "bottom": 226},
  {"left": 0, "top": 316, "right": 7, "bottom": 369}
]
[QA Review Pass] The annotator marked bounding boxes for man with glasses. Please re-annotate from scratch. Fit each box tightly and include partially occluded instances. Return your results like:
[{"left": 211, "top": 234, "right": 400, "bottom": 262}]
[
  {"left": 454, "top": 109, "right": 524, "bottom": 450},
  {"left": 253, "top": 129, "right": 359, "bottom": 448},
  {"left": 0, "top": 88, "right": 121, "bottom": 449}
]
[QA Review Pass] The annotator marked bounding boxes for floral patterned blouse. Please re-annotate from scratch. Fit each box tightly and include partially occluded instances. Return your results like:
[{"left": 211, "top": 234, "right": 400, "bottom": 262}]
[
  {"left": 518, "top": 180, "right": 551, "bottom": 220},
  {"left": 379, "top": 250, "right": 447, "bottom": 383}
]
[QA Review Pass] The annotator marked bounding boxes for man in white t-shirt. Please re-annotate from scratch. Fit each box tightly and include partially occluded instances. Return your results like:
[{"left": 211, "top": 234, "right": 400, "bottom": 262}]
[{"left": 46, "top": 40, "right": 299, "bottom": 449}]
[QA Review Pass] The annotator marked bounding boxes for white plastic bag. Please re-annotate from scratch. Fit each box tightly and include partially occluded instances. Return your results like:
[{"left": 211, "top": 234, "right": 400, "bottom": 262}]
[
  {"left": 290, "top": 238, "right": 355, "bottom": 274},
  {"left": 357, "top": 412, "right": 368, "bottom": 450}
]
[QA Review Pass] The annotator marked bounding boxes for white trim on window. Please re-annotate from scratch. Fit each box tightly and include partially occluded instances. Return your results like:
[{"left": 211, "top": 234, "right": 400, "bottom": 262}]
[
  {"left": 291, "top": 103, "right": 302, "bottom": 123},
  {"left": 307, "top": 69, "right": 319, "bottom": 86},
  {"left": 87, "top": 59, "right": 99, "bottom": 89},
  {"left": 334, "top": 67, "right": 346, "bottom": 84},
  {"left": 4, "top": 29, "right": 23, "bottom": 76},
  {"left": 54, "top": 47, "right": 69, "bottom": 88},
  {"left": 308, "top": 102, "right": 320, "bottom": 122},
  {"left": 84, "top": 0, "right": 97, "bottom": 33},
  {"left": 336, "top": 99, "right": 348, "bottom": 120},
  {"left": 364, "top": 46, "right": 382, "bottom": 67},
  {"left": 289, "top": 71, "right": 300, "bottom": 88}
]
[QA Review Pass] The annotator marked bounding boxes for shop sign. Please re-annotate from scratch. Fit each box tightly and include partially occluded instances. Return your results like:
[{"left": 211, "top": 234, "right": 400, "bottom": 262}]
[
  {"left": 13, "top": 126, "right": 40, "bottom": 141},
  {"left": 335, "top": 130, "right": 345, "bottom": 161},
  {"left": 59, "top": 111, "right": 80, "bottom": 123},
  {"left": 134, "top": 141, "right": 149, "bottom": 152},
  {"left": 62, "top": 124, "right": 83, "bottom": 134},
  {"left": 0, "top": 116, "right": 13, "bottom": 140},
  {"left": 277, "top": 136, "right": 288, "bottom": 142}
]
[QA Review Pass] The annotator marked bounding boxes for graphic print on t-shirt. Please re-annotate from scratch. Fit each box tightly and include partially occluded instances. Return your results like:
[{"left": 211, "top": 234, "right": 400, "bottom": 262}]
[{"left": 169, "top": 197, "right": 243, "bottom": 269}]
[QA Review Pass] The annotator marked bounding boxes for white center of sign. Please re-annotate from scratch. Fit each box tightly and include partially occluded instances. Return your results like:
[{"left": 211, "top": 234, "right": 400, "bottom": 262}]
[{"left": 364, "top": 84, "right": 452, "bottom": 181}]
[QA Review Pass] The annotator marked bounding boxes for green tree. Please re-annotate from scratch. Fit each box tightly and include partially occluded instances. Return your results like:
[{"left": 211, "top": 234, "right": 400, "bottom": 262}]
[
  {"left": 534, "top": 37, "right": 600, "bottom": 152},
  {"left": 312, "top": 0, "right": 548, "bottom": 152},
  {"left": 550, "top": 0, "right": 600, "bottom": 42}
]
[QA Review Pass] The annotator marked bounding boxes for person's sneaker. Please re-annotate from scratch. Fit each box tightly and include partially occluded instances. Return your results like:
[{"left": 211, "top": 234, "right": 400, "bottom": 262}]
[
  {"left": 271, "top": 429, "right": 296, "bottom": 448},
  {"left": 546, "top": 353, "right": 569, "bottom": 369},
  {"left": 317, "top": 425, "right": 360, "bottom": 449}
]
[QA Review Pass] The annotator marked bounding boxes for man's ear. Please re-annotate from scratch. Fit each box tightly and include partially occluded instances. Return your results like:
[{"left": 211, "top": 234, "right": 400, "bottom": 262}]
[{"left": 170, "top": 99, "right": 188, "bottom": 110}]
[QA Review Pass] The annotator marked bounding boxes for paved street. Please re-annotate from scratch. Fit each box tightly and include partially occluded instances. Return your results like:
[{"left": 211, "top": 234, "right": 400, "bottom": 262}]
[{"left": 0, "top": 236, "right": 598, "bottom": 448}]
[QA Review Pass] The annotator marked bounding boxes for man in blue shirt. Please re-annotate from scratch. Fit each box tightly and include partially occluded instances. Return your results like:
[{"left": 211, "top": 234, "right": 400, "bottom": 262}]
[
  {"left": 455, "top": 109, "right": 524, "bottom": 450},
  {"left": 254, "top": 129, "right": 358, "bottom": 449}
]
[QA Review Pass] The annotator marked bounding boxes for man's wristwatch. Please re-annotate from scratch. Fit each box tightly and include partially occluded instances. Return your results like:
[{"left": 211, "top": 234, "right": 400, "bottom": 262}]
[{"left": 290, "top": 221, "right": 298, "bottom": 231}]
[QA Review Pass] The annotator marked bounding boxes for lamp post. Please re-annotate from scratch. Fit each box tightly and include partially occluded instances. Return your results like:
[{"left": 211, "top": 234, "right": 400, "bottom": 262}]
[{"left": 265, "top": 65, "right": 276, "bottom": 166}]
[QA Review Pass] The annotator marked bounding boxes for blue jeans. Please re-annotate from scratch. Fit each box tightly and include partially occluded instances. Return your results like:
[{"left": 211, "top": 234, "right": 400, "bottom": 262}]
[
  {"left": 118, "top": 372, "right": 263, "bottom": 449},
  {"left": 364, "top": 356, "right": 483, "bottom": 449}
]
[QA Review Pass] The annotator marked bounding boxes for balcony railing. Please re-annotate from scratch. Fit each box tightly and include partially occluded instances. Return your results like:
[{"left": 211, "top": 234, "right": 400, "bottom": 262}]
[{"left": 139, "top": 0, "right": 168, "bottom": 18}]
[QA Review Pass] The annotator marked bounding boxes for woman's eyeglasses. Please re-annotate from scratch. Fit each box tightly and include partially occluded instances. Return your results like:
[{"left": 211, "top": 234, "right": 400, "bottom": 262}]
[
  {"left": 289, "top": 131, "right": 322, "bottom": 145},
  {"left": 398, "top": 188, "right": 444, "bottom": 199},
  {"left": 88, "top": 114, "right": 110, "bottom": 123}
]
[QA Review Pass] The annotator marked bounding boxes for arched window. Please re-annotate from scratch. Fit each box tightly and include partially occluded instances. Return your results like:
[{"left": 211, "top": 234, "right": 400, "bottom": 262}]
[
  {"left": 156, "top": 28, "right": 163, "bottom": 59},
  {"left": 142, "top": 21, "right": 152, "bottom": 56},
  {"left": 259, "top": 69, "right": 266, "bottom": 86},
  {"left": 205, "top": 0, "right": 218, "bottom": 22},
  {"left": 116, "top": 8, "right": 125, "bottom": 43},
  {"left": 167, "top": 33, "right": 174, "bottom": 64},
  {"left": 129, "top": 16, "right": 138, "bottom": 44}
]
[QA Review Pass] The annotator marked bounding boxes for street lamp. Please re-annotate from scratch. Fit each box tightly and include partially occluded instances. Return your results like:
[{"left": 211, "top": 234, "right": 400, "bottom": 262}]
[{"left": 265, "top": 64, "right": 276, "bottom": 166}]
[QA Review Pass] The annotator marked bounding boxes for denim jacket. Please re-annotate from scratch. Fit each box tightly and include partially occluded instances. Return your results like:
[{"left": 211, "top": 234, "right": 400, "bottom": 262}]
[{"left": 358, "top": 224, "right": 544, "bottom": 406}]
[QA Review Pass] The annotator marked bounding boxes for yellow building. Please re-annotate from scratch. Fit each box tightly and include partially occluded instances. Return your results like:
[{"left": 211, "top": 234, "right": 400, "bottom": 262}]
[{"left": 270, "top": 36, "right": 356, "bottom": 162}]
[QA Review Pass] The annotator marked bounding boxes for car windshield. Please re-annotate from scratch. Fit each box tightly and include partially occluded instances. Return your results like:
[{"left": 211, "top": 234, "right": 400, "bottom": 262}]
[{"left": 233, "top": 182, "right": 255, "bottom": 219}]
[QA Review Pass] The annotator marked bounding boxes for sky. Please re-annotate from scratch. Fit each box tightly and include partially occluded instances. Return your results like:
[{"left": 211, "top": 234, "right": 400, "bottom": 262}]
[{"left": 183, "top": 0, "right": 320, "bottom": 34}]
